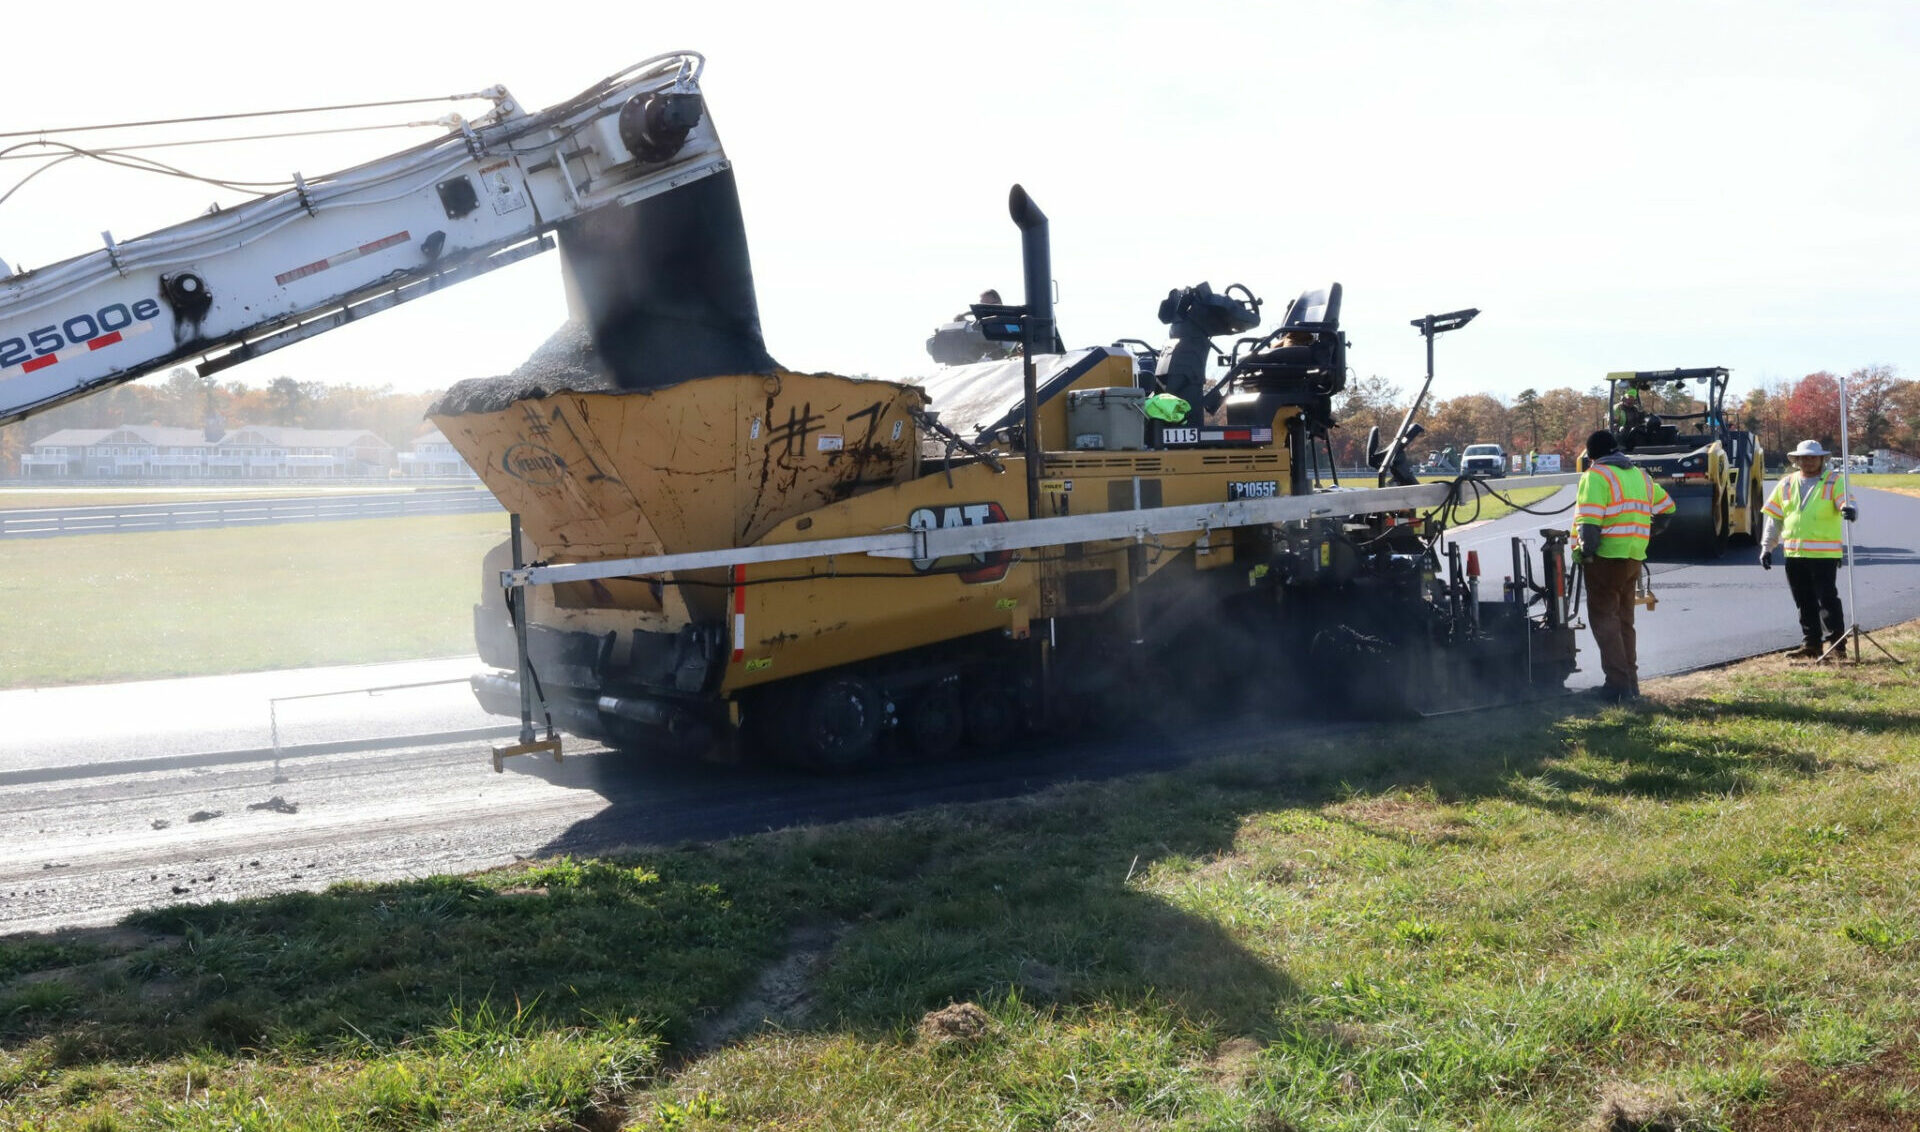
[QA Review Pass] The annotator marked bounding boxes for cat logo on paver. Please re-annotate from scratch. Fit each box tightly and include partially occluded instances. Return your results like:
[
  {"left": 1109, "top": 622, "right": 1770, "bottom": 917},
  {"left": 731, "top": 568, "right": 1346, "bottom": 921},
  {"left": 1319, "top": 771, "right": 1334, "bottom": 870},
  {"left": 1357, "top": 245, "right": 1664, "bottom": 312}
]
[{"left": 907, "top": 502, "right": 1014, "bottom": 583}]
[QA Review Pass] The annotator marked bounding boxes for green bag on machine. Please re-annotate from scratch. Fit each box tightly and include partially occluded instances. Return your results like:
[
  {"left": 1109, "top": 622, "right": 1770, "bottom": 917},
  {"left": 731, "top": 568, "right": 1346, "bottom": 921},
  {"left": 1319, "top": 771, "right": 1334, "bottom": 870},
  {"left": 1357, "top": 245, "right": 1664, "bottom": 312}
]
[{"left": 1142, "top": 393, "right": 1190, "bottom": 422}]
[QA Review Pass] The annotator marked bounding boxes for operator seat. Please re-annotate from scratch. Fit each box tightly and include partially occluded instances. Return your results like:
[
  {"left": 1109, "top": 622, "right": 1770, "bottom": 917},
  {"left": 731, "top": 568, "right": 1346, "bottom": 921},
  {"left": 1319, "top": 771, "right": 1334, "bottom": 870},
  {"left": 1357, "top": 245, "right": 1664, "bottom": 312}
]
[
  {"left": 1215, "top": 284, "right": 1349, "bottom": 495},
  {"left": 1225, "top": 285, "right": 1346, "bottom": 399},
  {"left": 1218, "top": 283, "right": 1348, "bottom": 421}
]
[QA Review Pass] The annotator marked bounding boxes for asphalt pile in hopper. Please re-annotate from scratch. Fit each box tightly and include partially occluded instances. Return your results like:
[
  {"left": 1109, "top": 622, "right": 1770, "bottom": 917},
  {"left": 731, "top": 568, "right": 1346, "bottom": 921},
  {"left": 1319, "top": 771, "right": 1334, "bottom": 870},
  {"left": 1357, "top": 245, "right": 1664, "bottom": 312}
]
[{"left": 429, "top": 321, "right": 618, "bottom": 416}]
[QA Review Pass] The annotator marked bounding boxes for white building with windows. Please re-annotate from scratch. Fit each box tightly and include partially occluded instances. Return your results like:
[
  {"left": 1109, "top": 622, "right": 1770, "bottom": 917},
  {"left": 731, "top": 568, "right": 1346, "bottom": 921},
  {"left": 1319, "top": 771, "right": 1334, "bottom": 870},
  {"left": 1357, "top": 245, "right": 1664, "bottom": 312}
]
[
  {"left": 18, "top": 429, "right": 110, "bottom": 477},
  {"left": 18, "top": 424, "right": 395, "bottom": 478},
  {"left": 396, "top": 427, "right": 478, "bottom": 478}
]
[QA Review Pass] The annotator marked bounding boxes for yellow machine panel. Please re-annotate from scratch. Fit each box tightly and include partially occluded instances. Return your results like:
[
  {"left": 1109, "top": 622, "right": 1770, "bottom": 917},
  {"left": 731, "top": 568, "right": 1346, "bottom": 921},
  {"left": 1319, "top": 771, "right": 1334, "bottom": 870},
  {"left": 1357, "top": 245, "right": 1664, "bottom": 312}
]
[
  {"left": 720, "top": 405, "right": 1298, "bottom": 692},
  {"left": 434, "top": 370, "right": 927, "bottom": 618}
]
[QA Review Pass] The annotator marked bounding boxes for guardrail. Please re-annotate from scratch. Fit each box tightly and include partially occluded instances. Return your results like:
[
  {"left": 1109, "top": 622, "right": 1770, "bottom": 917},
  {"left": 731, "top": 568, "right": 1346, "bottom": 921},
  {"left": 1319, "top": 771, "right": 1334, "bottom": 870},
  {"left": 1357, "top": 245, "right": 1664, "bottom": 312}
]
[{"left": 0, "top": 489, "right": 504, "bottom": 538}]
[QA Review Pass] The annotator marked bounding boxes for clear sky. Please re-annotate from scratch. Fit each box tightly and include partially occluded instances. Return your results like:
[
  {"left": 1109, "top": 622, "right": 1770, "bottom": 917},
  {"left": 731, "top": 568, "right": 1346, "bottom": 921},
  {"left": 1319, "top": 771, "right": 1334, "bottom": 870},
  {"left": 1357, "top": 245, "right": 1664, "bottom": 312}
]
[{"left": 3, "top": 0, "right": 1913, "bottom": 407}]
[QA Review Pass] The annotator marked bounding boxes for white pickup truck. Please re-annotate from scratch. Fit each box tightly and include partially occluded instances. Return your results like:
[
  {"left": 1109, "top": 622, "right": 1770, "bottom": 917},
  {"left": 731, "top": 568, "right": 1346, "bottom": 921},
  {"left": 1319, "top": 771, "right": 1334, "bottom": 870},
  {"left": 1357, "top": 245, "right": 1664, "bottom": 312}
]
[{"left": 1460, "top": 443, "right": 1506, "bottom": 477}]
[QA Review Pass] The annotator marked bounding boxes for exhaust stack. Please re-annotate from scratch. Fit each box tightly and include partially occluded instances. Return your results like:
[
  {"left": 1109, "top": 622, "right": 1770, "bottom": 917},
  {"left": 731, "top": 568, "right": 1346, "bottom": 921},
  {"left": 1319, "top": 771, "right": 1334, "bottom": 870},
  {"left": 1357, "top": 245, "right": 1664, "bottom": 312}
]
[{"left": 1009, "top": 184, "right": 1057, "bottom": 355}]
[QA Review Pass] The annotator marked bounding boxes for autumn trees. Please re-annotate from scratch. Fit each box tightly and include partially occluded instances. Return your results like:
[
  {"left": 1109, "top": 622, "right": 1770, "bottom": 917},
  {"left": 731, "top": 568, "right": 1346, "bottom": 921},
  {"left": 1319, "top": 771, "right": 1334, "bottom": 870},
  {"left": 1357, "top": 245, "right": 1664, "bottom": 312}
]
[
  {"left": 1330, "top": 377, "right": 1606, "bottom": 467},
  {"left": 1745, "top": 367, "right": 1917, "bottom": 457},
  {"left": 6, "top": 362, "right": 1917, "bottom": 478},
  {"left": 1327, "top": 366, "right": 1915, "bottom": 471}
]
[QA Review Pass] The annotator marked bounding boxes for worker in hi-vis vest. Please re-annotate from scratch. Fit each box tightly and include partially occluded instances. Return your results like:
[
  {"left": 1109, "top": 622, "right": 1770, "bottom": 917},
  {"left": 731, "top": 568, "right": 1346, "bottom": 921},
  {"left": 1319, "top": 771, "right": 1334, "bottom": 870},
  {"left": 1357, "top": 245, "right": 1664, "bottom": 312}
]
[
  {"left": 1760, "top": 439, "right": 1857, "bottom": 657},
  {"left": 1575, "top": 429, "right": 1676, "bottom": 702}
]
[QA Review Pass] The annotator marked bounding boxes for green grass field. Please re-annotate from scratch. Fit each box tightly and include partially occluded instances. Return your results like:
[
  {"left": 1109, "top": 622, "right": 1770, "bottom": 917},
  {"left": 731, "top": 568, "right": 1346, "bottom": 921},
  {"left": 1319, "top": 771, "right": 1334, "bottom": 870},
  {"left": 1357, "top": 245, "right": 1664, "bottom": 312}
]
[
  {"left": 0, "top": 513, "right": 507, "bottom": 688},
  {"left": 1433, "top": 482, "right": 1565, "bottom": 525},
  {"left": 6, "top": 626, "right": 1917, "bottom": 1129},
  {"left": 1848, "top": 473, "right": 1920, "bottom": 498}
]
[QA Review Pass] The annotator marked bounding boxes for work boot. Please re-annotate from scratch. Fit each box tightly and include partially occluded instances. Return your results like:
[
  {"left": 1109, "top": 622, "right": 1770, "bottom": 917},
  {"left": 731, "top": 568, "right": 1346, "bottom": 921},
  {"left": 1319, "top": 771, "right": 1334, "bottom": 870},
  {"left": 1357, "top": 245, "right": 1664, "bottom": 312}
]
[
  {"left": 1825, "top": 635, "right": 1848, "bottom": 660},
  {"left": 1790, "top": 642, "right": 1821, "bottom": 658}
]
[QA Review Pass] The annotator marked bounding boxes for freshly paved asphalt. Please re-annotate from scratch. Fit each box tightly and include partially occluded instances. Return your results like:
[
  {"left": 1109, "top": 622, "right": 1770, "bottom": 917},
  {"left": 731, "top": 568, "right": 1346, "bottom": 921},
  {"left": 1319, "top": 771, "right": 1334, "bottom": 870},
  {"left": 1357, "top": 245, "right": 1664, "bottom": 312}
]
[{"left": 1447, "top": 482, "right": 1920, "bottom": 685}]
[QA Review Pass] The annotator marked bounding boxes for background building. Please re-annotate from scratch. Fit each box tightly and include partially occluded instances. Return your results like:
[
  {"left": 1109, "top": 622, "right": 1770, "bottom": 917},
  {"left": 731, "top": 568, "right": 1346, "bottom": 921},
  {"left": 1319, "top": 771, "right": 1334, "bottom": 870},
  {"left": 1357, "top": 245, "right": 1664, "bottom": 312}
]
[
  {"left": 396, "top": 428, "right": 479, "bottom": 479},
  {"left": 18, "top": 425, "right": 397, "bottom": 478}
]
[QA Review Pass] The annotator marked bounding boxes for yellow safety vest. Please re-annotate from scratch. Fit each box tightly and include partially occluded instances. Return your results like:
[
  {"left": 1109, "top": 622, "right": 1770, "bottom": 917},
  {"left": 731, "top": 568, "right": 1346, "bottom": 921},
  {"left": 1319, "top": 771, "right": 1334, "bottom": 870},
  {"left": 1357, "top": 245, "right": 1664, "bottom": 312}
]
[
  {"left": 1576, "top": 463, "right": 1675, "bottom": 561},
  {"left": 1763, "top": 470, "right": 1849, "bottom": 559}
]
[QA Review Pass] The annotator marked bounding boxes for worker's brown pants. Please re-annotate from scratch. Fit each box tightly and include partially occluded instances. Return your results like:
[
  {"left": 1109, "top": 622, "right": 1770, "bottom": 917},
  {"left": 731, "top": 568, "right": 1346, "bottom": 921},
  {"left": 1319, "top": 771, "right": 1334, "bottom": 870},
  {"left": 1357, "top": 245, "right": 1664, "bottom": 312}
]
[{"left": 1585, "top": 555, "right": 1643, "bottom": 694}]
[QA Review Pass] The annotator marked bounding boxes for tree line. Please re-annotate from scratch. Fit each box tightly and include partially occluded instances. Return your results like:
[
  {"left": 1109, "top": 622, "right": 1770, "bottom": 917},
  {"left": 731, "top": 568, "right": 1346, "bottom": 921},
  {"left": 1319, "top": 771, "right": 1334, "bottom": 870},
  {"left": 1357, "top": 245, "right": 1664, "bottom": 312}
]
[
  {"left": 5, "top": 362, "right": 1913, "bottom": 475},
  {"left": 1331, "top": 365, "right": 1915, "bottom": 468},
  {"left": 0, "top": 369, "right": 444, "bottom": 470}
]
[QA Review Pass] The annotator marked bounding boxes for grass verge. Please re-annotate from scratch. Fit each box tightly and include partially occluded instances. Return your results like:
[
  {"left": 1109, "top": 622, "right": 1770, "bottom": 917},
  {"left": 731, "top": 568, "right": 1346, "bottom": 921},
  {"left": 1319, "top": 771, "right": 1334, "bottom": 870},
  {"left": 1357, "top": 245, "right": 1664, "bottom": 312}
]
[
  {"left": 0, "top": 513, "right": 506, "bottom": 688},
  {"left": 6, "top": 624, "right": 1919, "bottom": 1128},
  {"left": 1438, "top": 481, "right": 1565, "bottom": 525},
  {"left": 1847, "top": 473, "right": 1920, "bottom": 499}
]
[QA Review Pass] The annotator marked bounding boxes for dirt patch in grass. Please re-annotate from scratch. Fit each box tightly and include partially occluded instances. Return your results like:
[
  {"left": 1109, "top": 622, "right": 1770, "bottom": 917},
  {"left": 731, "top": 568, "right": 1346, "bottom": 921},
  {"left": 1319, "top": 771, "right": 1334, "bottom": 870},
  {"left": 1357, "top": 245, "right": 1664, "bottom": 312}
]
[
  {"left": 1325, "top": 795, "right": 1459, "bottom": 840},
  {"left": 1733, "top": 1042, "right": 1920, "bottom": 1131},
  {"left": 688, "top": 923, "right": 844, "bottom": 1052},
  {"left": 1592, "top": 1081, "right": 1689, "bottom": 1131},
  {"left": 917, "top": 1001, "right": 992, "bottom": 1047},
  {"left": 1202, "top": 1035, "right": 1264, "bottom": 1086},
  {"left": 0, "top": 928, "right": 164, "bottom": 985}
]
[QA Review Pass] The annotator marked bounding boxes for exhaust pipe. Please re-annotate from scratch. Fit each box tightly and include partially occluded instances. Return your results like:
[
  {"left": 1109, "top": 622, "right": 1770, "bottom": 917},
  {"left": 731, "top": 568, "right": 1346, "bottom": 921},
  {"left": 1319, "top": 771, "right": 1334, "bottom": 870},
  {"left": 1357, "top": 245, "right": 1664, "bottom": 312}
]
[
  {"left": 1008, "top": 185, "right": 1056, "bottom": 355},
  {"left": 1007, "top": 185, "right": 1057, "bottom": 520}
]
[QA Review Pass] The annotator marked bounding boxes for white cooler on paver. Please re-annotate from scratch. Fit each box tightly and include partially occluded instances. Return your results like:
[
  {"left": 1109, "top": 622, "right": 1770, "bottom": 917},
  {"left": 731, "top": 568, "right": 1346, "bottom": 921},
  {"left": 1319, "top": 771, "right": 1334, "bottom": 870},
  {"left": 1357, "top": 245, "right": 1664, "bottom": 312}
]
[{"left": 1067, "top": 387, "right": 1148, "bottom": 450}]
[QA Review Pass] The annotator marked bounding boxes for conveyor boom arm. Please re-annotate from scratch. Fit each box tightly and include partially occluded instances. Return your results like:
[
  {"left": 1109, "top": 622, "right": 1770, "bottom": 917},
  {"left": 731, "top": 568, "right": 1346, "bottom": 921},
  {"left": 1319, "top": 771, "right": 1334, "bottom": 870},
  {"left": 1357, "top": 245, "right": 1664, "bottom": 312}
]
[{"left": 0, "top": 53, "right": 725, "bottom": 427}]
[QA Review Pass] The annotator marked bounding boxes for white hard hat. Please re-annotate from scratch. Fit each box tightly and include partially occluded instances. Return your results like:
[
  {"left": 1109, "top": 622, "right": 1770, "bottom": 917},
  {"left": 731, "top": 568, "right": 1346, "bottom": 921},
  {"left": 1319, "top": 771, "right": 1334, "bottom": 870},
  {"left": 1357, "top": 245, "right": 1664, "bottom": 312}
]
[{"left": 1789, "top": 440, "right": 1831, "bottom": 458}]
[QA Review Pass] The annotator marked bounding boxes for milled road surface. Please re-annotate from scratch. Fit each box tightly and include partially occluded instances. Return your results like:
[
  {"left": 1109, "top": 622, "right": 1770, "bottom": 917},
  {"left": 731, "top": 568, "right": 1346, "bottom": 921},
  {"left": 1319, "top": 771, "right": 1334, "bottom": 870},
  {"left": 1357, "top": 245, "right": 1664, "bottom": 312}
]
[
  {"left": 0, "top": 711, "right": 1365, "bottom": 935},
  {"left": 6, "top": 486, "right": 1918, "bottom": 937}
]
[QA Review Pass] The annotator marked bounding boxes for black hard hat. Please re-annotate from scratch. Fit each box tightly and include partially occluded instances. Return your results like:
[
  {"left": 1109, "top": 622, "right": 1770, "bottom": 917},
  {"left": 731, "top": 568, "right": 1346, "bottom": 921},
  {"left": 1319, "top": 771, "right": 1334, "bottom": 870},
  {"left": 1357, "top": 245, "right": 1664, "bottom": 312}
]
[{"left": 1586, "top": 430, "right": 1618, "bottom": 459}]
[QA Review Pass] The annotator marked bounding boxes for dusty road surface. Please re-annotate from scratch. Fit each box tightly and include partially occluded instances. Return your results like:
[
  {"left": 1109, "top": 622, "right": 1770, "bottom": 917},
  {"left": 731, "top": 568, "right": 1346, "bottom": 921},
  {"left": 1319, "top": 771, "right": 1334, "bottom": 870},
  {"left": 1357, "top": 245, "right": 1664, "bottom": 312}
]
[
  {"left": 0, "top": 712, "right": 1371, "bottom": 935},
  {"left": 2, "top": 738, "right": 594, "bottom": 934}
]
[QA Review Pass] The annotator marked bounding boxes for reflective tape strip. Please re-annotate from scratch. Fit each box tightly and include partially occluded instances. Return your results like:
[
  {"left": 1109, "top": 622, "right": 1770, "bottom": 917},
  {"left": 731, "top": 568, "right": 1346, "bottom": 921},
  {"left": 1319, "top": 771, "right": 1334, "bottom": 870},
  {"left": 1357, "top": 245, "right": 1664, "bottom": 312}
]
[
  {"left": 730, "top": 564, "right": 747, "bottom": 662},
  {"left": 0, "top": 319, "right": 156, "bottom": 380},
  {"left": 1597, "top": 501, "right": 1656, "bottom": 516},
  {"left": 275, "top": 230, "right": 411, "bottom": 286},
  {"left": 1829, "top": 476, "right": 1854, "bottom": 508}
]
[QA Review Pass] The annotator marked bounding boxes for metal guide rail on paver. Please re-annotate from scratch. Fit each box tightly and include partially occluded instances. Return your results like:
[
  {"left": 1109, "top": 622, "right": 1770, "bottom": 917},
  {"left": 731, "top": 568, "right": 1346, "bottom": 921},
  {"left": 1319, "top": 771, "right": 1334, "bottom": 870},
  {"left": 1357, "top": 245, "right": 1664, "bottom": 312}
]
[{"left": 502, "top": 473, "right": 1579, "bottom": 590}]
